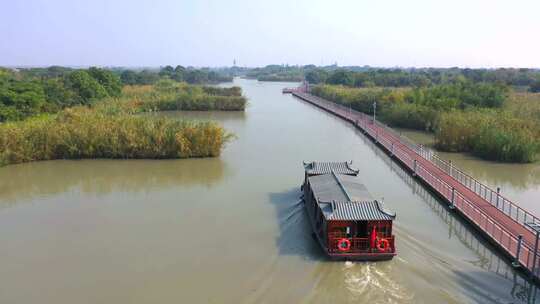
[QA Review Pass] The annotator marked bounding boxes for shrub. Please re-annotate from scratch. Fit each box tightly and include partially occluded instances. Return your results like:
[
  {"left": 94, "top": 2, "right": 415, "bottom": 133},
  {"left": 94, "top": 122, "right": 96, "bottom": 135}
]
[{"left": 382, "top": 103, "right": 438, "bottom": 131}]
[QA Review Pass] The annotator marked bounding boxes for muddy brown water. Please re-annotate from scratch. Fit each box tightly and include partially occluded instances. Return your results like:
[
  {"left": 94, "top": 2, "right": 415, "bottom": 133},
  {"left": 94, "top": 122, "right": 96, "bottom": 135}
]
[{"left": 0, "top": 79, "right": 539, "bottom": 303}]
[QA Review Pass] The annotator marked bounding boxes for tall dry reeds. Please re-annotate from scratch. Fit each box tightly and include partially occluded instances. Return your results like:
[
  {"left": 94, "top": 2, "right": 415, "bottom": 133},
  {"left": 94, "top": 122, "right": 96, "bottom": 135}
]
[{"left": 0, "top": 106, "right": 232, "bottom": 166}]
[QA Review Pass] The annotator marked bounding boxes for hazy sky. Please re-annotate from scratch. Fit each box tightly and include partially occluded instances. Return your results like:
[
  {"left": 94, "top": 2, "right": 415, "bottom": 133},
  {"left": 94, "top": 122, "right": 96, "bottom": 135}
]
[{"left": 2, "top": 0, "right": 539, "bottom": 68}]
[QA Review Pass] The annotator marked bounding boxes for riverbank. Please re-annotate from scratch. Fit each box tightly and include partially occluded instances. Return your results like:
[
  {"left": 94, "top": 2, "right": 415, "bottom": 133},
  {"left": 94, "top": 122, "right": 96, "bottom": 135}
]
[{"left": 311, "top": 84, "right": 540, "bottom": 163}]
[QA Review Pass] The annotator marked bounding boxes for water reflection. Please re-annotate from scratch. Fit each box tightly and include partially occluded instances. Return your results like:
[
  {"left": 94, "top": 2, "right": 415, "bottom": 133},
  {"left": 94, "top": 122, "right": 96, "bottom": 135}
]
[{"left": 0, "top": 158, "right": 227, "bottom": 205}]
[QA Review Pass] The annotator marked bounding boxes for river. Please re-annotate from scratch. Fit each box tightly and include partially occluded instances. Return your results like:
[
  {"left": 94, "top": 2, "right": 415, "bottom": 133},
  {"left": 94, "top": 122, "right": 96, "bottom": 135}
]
[{"left": 0, "top": 78, "right": 538, "bottom": 303}]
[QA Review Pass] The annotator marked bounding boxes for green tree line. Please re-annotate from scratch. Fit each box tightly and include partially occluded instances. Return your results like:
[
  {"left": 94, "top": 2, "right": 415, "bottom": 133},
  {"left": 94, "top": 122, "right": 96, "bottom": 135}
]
[
  {"left": 247, "top": 65, "right": 540, "bottom": 91},
  {"left": 306, "top": 68, "right": 540, "bottom": 89},
  {"left": 121, "top": 66, "right": 233, "bottom": 85},
  {"left": 0, "top": 67, "right": 121, "bottom": 122}
]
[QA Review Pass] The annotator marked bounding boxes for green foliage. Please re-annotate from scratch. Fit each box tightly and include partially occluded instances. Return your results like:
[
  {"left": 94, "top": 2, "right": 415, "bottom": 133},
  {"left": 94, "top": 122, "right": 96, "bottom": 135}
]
[
  {"left": 120, "top": 70, "right": 139, "bottom": 85},
  {"left": 312, "top": 81, "right": 507, "bottom": 125},
  {"left": 382, "top": 103, "right": 438, "bottom": 131},
  {"left": 530, "top": 79, "right": 540, "bottom": 93},
  {"left": 184, "top": 70, "right": 207, "bottom": 84},
  {"left": 410, "top": 81, "right": 508, "bottom": 109},
  {"left": 247, "top": 64, "right": 305, "bottom": 82},
  {"left": 246, "top": 65, "right": 540, "bottom": 88},
  {"left": 42, "top": 78, "right": 78, "bottom": 108},
  {"left": 118, "top": 66, "right": 232, "bottom": 85},
  {"left": 65, "top": 70, "right": 108, "bottom": 104},
  {"left": 0, "top": 67, "right": 126, "bottom": 121},
  {"left": 311, "top": 85, "right": 389, "bottom": 114},
  {"left": 87, "top": 67, "right": 122, "bottom": 97},
  {"left": 327, "top": 70, "right": 355, "bottom": 86},
  {"left": 305, "top": 69, "right": 328, "bottom": 84},
  {"left": 0, "top": 78, "right": 46, "bottom": 121}
]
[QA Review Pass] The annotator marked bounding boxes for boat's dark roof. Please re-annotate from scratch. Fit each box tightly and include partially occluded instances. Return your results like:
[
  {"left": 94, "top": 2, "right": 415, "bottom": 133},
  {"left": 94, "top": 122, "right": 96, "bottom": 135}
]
[
  {"left": 303, "top": 161, "right": 359, "bottom": 176},
  {"left": 307, "top": 172, "right": 395, "bottom": 221},
  {"left": 323, "top": 201, "right": 395, "bottom": 221},
  {"left": 308, "top": 173, "right": 372, "bottom": 202}
]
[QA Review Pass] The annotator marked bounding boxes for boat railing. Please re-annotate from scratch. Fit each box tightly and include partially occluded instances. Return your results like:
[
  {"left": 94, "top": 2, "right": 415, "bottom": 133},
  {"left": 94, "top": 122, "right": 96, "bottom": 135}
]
[{"left": 327, "top": 234, "right": 395, "bottom": 253}]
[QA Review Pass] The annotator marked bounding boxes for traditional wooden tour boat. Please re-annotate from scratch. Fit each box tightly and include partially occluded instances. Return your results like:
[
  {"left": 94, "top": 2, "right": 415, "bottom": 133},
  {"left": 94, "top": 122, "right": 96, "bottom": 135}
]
[{"left": 302, "top": 161, "right": 397, "bottom": 260}]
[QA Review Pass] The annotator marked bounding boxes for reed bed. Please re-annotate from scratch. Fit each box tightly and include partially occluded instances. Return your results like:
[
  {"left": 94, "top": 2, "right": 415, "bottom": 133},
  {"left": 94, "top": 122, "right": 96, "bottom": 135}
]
[
  {"left": 0, "top": 106, "right": 232, "bottom": 166},
  {"left": 122, "top": 81, "right": 247, "bottom": 111},
  {"left": 436, "top": 110, "right": 540, "bottom": 163}
]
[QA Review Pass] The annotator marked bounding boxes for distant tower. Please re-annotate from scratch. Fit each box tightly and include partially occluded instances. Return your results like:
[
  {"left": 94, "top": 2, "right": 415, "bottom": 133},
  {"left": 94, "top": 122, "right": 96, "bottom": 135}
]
[{"left": 233, "top": 59, "right": 237, "bottom": 67}]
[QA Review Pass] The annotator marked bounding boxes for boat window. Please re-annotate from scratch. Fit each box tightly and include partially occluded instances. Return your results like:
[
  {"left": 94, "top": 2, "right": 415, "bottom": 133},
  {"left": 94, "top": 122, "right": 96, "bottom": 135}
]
[
  {"left": 356, "top": 221, "right": 368, "bottom": 237},
  {"left": 330, "top": 227, "right": 346, "bottom": 238}
]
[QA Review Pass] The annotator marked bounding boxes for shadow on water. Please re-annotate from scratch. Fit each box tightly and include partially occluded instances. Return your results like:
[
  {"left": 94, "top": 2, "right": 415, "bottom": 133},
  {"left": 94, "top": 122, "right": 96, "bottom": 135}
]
[
  {"left": 355, "top": 123, "right": 540, "bottom": 302},
  {"left": 0, "top": 157, "right": 228, "bottom": 207},
  {"left": 268, "top": 188, "right": 326, "bottom": 261},
  {"left": 452, "top": 269, "right": 539, "bottom": 304}
]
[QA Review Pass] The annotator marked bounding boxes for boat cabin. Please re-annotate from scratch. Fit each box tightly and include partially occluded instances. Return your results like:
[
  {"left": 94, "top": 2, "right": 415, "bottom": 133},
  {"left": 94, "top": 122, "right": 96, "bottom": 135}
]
[{"left": 302, "top": 161, "right": 397, "bottom": 260}]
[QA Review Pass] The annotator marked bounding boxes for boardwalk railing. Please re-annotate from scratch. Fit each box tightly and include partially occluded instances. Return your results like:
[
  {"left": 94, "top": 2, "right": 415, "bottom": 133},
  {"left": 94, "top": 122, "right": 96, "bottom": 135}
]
[
  {"left": 425, "top": 152, "right": 540, "bottom": 228},
  {"left": 291, "top": 91, "right": 540, "bottom": 279},
  {"left": 370, "top": 111, "right": 540, "bottom": 230}
]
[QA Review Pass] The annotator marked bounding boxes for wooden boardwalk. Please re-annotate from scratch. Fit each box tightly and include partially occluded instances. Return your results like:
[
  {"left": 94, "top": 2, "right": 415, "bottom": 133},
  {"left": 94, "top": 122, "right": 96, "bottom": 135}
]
[{"left": 290, "top": 91, "right": 540, "bottom": 279}]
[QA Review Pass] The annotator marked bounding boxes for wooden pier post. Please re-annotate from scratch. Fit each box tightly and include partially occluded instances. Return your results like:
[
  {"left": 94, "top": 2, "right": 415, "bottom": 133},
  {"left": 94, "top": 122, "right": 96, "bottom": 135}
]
[
  {"left": 513, "top": 234, "right": 523, "bottom": 268},
  {"left": 496, "top": 187, "right": 501, "bottom": 208},
  {"left": 450, "top": 187, "right": 455, "bottom": 209},
  {"left": 532, "top": 230, "right": 540, "bottom": 278}
]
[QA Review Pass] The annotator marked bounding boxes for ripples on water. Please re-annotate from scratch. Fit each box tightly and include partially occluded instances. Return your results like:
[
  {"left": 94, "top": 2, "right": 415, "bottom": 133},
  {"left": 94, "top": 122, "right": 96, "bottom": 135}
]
[{"left": 343, "top": 261, "right": 415, "bottom": 303}]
